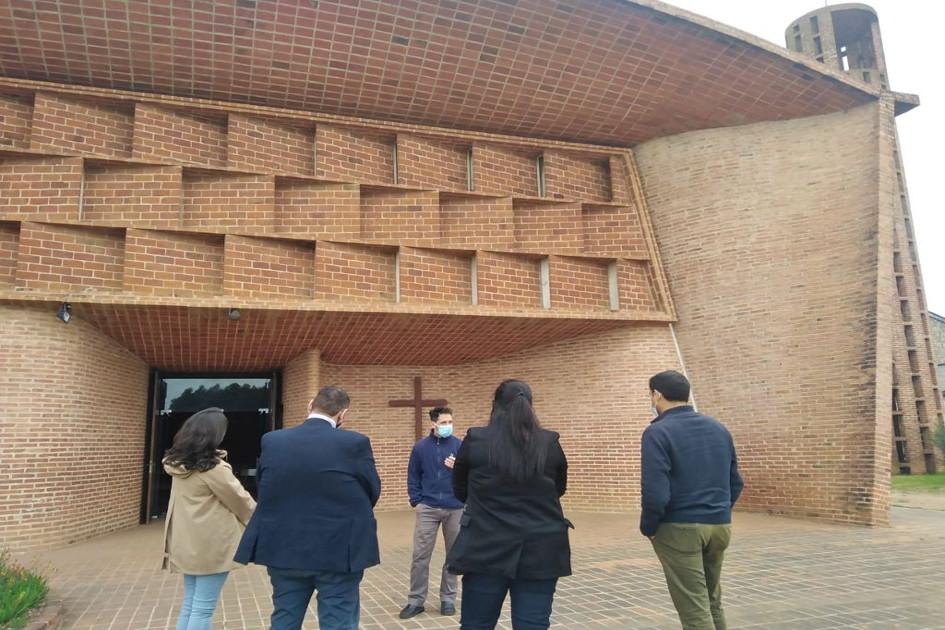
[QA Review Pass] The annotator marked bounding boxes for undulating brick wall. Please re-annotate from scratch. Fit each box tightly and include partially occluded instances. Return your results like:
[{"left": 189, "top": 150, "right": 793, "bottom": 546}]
[
  {"left": 474, "top": 144, "right": 540, "bottom": 197},
  {"left": 314, "top": 241, "right": 395, "bottom": 302},
  {"left": 0, "top": 91, "right": 33, "bottom": 149},
  {"left": 618, "top": 260, "right": 659, "bottom": 312},
  {"left": 182, "top": 171, "right": 275, "bottom": 231},
  {"left": 0, "top": 303, "right": 149, "bottom": 550},
  {"left": 440, "top": 195, "right": 514, "bottom": 250},
  {"left": 359, "top": 188, "right": 438, "bottom": 246},
  {"left": 30, "top": 92, "right": 134, "bottom": 158},
  {"left": 550, "top": 256, "right": 611, "bottom": 311},
  {"left": 275, "top": 180, "right": 360, "bottom": 239},
  {"left": 635, "top": 102, "right": 889, "bottom": 525},
  {"left": 133, "top": 104, "right": 228, "bottom": 167},
  {"left": 82, "top": 163, "right": 182, "bottom": 227},
  {"left": 321, "top": 324, "right": 683, "bottom": 511},
  {"left": 123, "top": 229, "right": 224, "bottom": 296},
  {"left": 399, "top": 247, "right": 472, "bottom": 304},
  {"left": 513, "top": 201, "right": 583, "bottom": 253},
  {"left": 227, "top": 114, "right": 315, "bottom": 176},
  {"left": 316, "top": 124, "right": 394, "bottom": 184},
  {"left": 582, "top": 204, "right": 647, "bottom": 258},
  {"left": 477, "top": 251, "right": 542, "bottom": 309},
  {"left": 397, "top": 134, "right": 469, "bottom": 191},
  {"left": 15, "top": 222, "right": 124, "bottom": 291},
  {"left": 0, "top": 156, "right": 81, "bottom": 222},
  {"left": 223, "top": 235, "right": 315, "bottom": 300},
  {"left": 544, "top": 150, "right": 612, "bottom": 202}
]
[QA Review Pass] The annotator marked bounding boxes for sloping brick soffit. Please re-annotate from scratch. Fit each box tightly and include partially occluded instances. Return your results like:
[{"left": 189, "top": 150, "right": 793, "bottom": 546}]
[{"left": 0, "top": 0, "right": 882, "bottom": 146}]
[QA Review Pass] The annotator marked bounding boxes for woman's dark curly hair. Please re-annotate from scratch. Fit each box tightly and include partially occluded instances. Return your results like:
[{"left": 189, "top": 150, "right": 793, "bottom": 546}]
[{"left": 163, "top": 407, "right": 228, "bottom": 472}]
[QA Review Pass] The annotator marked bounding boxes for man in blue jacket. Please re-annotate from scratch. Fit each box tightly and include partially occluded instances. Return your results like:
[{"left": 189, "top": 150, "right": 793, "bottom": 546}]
[
  {"left": 641, "top": 370, "right": 744, "bottom": 630},
  {"left": 399, "top": 406, "right": 463, "bottom": 619},
  {"left": 234, "top": 386, "right": 381, "bottom": 630}
]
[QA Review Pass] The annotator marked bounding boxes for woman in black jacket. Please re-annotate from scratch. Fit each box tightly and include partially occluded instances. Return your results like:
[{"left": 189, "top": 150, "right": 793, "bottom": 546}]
[{"left": 446, "top": 379, "right": 571, "bottom": 630}]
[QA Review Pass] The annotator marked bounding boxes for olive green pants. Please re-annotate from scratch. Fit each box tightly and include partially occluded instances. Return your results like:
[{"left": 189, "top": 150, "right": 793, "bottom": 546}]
[{"left": 651, "top": 523, "right": 731, "bottom": 630}]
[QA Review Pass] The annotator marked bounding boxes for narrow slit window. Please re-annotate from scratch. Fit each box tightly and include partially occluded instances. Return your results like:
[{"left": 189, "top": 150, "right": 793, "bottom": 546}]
[
  {"left": 392, "top": 143, "right": 399, "bottom": 184},
  {"left": 809, "top": 16, "right": 819, "bottom": 34},
  {"left": 466, "top": 148, "right": 475, "bottom": 191},
  {"left": 536, "top": 154, "right": 546, "bottom": 197}
]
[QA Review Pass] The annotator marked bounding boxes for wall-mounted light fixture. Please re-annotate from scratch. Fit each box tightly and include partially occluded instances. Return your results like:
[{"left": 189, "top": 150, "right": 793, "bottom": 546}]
[
  {"left": 227, "top": 308, "right": 241, "bottom": 321},
  {"left": 56, "top": 302, "right": 72, "bottom": 324}
]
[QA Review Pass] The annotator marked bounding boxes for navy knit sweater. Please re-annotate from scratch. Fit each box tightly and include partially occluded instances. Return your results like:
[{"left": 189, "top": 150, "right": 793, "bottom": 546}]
[
  {"left": 407, "top": 433, "right": 464, "bottom": 509},
  {"left": 640, "top": 405, "right": 744, "bottom": 536}
]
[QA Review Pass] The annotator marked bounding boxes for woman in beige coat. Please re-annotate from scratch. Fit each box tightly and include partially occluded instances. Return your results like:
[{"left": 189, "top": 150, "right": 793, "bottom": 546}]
[{"left": 162, "top": 407, "right": 256, "bottom": 630}]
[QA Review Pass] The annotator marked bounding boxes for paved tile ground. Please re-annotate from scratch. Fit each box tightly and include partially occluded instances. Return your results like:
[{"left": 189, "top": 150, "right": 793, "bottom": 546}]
[{"left": 16, "top": 506, "right": 945, "bottom": 629}]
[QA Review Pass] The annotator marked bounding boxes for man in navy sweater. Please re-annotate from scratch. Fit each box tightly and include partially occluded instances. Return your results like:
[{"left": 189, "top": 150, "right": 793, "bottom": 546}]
[
  {"left": 641, "top": 370, "right": 744, "bottom": 630},
  {"left": 399, "top": 406, "right": 464, "bottom": 619}
]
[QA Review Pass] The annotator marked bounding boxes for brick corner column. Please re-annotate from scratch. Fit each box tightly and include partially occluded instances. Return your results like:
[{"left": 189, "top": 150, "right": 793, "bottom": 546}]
[{"left": 282, "top": 348, "right": 321, "bottom": 428}]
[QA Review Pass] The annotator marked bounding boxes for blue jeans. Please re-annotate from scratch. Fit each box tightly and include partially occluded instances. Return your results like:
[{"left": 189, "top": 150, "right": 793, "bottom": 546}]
[
  {"left": 460, "top": 573, "right": 558, "bottom": 630},
  {"left": 176, "top": 572, "right": 229, "bottom": 630},
  {"left": 267, "top": 567, "right": 363, "bottom": 630}
]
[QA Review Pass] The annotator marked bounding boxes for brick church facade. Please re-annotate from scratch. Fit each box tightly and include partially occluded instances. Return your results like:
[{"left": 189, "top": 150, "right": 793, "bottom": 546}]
[{"left": 0, "top": 1, "right": 941, "bottom": 550}]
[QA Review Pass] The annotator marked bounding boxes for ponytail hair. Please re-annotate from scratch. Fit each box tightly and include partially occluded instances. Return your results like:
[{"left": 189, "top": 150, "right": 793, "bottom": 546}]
[{"left": 487, "top": 380, "right": 546, "bottom": 481}]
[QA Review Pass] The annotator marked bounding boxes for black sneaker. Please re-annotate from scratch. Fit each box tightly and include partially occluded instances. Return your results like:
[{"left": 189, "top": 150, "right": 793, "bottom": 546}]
[
  {"left": 441, "top": 602, "right": 456, "bottom": 615},
  {"left": 399, "top": 604, "right": 425, "bottom": 619}
]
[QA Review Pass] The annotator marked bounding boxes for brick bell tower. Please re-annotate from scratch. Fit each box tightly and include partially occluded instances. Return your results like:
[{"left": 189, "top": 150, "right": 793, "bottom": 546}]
[{"left": 788, "top": 4, "right": 945, "bottom": 474}]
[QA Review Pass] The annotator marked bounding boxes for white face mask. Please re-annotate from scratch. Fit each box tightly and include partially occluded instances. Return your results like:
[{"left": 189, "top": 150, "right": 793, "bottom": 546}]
[{"left": 651, "top": 405, "right": 660, "bottom": 419}]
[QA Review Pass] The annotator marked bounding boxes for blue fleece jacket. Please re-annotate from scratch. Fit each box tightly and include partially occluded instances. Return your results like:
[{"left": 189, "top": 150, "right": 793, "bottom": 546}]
[
  {"left": 640, "top": 405, "right": 744, "bottom": 536},
  {"left": 407, "top": 433, "right": 464, "bottom": 509}
]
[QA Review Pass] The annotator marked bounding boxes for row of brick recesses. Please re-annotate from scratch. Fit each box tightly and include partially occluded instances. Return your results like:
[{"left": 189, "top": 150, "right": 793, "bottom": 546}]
[
  {"left": 0, "top": 90, "right": 629, "bottom": 203},
  {"left": 0, "top": 82, "right": 675, "bottom": 319},
  {"left": 0, "top": 157, "right": 645, "bottom": 255},
  {"left": 0, "top": 220, "right": 659, "bottom": 312}
]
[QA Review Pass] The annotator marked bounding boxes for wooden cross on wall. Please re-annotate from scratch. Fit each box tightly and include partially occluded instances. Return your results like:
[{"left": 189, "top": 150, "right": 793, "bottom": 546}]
[{"left": 389, "top": 376, "right": 448, "bottom": 440}]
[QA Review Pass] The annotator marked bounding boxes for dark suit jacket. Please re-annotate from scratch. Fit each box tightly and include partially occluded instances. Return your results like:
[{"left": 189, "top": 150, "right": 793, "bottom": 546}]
[
  {"left": 446, "top": 426, "right": 571, "bottom": 579},
  {"left": 234, "top": 418, "right": 382, "bottom": 573}
]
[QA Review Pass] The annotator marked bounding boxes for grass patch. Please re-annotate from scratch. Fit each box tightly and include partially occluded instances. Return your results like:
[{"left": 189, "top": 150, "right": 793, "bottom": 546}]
[
  {"left": 892, "top": 472, "right": 945, "bottom": 492},
  {"left": 0, "top": 550, "right": 48, "bottom": 630}
]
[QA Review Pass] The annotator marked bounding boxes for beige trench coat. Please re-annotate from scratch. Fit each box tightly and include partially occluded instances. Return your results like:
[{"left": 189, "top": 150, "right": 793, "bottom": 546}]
[{"left": 162, "top": 454, "right": 256, "bottom": 575}]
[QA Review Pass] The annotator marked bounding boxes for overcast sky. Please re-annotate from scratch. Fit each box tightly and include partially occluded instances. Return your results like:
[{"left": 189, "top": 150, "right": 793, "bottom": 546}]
[{"left": 666, "top": 0, "right": 943, "bottom": 314}]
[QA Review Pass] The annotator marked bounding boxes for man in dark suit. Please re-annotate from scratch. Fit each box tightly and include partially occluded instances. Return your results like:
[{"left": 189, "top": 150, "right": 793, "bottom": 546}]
[{"left": 234, "top": 386, "right": 381, "bottom": 630}]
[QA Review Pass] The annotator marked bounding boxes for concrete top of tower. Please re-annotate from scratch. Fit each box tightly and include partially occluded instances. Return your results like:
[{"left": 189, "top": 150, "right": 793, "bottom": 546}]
[
  {"left": 791, "top": 3, "right": 879, "bottom": 22},
  {"left": 0, "top": 0, "right": 899, "bottom": 146}
]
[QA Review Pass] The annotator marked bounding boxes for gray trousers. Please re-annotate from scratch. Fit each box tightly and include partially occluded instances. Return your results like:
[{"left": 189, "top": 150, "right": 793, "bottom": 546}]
[{"left": 408, "top": 503, "right": 463, "bottom": 606}]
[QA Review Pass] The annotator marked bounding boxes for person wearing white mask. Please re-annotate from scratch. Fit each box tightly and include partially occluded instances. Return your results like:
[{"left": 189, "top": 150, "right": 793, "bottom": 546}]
[{"left": 400, "top": 406, "right": 464, "bottom": 619}]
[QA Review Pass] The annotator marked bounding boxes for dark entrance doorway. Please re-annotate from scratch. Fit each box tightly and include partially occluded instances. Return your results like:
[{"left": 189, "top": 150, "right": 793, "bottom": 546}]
[{"left": 142, "top": 372, "right": 281, "bottom": 521}]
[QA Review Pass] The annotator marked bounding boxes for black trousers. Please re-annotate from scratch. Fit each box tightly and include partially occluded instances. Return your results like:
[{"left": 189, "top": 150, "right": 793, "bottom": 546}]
[{"left": 459, "top": 573, "right": 558, "bottom": 630}]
